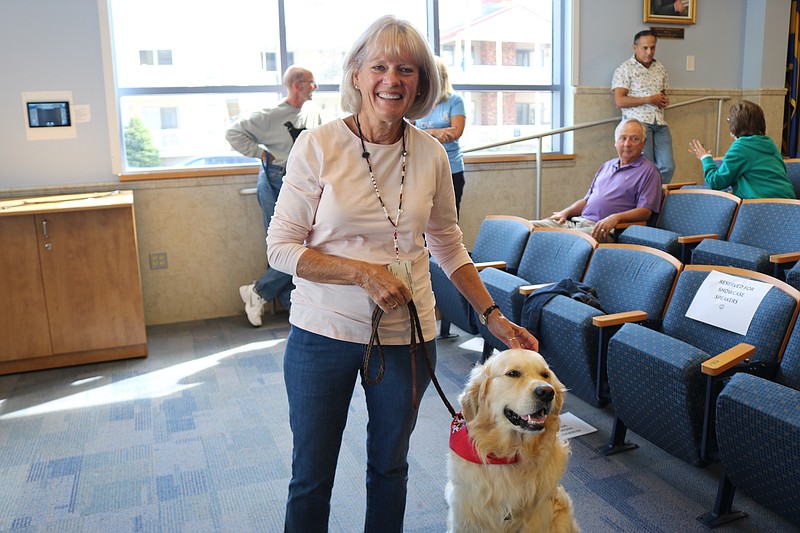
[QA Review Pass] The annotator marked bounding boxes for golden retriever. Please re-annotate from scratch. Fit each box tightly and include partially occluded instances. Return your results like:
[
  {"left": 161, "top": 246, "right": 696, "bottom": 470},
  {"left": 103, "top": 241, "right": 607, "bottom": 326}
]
[{"left": 445, "top": 349, "right": 579, "bottom": 533}]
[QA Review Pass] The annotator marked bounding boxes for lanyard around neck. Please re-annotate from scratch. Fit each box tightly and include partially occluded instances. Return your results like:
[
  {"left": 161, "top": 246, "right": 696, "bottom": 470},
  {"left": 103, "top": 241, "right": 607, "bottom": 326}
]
[{"left": 356, "top": 114, "right": 407, "bottom": 263}]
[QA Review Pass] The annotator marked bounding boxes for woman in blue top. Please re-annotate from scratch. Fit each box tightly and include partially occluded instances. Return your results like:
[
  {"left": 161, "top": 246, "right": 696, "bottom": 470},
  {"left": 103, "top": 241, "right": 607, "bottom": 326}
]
[
  {"left": 415, "top": 56, "right": 467, "bottom": 216},
  {"left": 688, "top": 100, "right": 796, "bottom": 199}
]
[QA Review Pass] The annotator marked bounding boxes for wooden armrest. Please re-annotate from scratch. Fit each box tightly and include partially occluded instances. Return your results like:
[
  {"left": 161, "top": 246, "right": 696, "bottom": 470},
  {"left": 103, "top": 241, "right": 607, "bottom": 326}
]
[
  {"left": 663, "top": 181, "right": 697, "bottom": 191},
  {"left": 474, "top": 260, "right": 506, "bottom": 271},
  {"left": 701, "top": 343, "right": 755, "bottom": 376},
  {"left": 677, "top": 234, "right": 717, "bottom": 245},
  {"left": 615, "top": 221, "right": 646, "bottom": 230},
  {"left": 519, "top": 282, "right": 554, "bottom": 296},
  {"left": 770, "top": 252, "right": 800, "bottom": 264},
  {"left": 592, "top": 310, "right": 647, "bottom": 328}
]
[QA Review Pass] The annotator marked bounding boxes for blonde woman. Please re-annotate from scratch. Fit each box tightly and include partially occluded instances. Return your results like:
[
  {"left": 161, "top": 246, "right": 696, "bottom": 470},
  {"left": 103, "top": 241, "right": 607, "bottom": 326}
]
[
  {"left": 415, "top": 56, "right": 467, "bottom": 216},
  {"left": 267, "top": 16, "right": 536, "bottom": 532}
]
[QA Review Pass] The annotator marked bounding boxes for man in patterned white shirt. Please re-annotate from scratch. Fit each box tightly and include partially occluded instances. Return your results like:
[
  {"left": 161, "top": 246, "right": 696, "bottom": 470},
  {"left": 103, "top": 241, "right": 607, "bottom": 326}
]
[{"left": 612, "top": 30, "right": 675, "bottom": 184}]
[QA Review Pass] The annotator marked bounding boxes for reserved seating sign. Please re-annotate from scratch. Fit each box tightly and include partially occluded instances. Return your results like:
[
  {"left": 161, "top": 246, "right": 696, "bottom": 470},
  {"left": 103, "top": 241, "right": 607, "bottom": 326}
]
[{"left": 685, "top": 270, "right": 772, "bottom": 335}]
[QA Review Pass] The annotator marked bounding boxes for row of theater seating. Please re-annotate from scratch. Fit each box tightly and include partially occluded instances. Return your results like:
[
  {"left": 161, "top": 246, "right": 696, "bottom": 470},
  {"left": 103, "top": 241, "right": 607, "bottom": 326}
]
[
  {"left": 430, "top": 214, "right": 800, "bottom": 529},
  {"left": 618, "top": 188, "right": 800, "bottom": 277}
]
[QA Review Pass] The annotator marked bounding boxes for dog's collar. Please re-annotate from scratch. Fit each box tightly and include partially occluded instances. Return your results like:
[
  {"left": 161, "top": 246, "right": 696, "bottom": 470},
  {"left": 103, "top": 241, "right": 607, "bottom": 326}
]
[{"left": 450, "top": 412, "right": 519, "bottom": 465}]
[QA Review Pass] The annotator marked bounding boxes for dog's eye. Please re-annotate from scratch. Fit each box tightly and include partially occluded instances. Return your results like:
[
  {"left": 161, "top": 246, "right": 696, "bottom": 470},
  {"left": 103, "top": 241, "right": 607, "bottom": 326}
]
[
  {"left": 506, "top": 370, "right": 521, "bottom": 378},
  {"left": 541, "top": 372, "right": 550, "bottom": 379}
]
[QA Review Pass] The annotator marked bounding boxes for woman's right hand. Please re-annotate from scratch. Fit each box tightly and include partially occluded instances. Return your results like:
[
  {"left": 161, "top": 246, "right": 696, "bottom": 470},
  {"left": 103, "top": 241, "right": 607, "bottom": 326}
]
[
  {"left": 359, "top": 262, "right": 413, "bottom": 313},
  {"left": 688, "top": 139, "right": 712, "bottom": 160}
]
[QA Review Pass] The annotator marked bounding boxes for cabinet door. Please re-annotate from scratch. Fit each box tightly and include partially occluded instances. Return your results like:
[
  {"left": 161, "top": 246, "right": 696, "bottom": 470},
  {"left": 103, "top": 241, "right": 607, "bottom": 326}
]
[
  {"left": 37, "top": 207, "right": 146, "bottom": 354},
  {"left": 0, "top": 215, "right": 53, "bottom": 360}
]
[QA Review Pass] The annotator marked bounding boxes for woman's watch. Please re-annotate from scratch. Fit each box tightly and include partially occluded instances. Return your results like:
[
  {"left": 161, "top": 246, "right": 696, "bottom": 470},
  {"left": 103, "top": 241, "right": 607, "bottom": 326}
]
[{"left": 479, "top": 304, "right": 501, "bottom": 325}]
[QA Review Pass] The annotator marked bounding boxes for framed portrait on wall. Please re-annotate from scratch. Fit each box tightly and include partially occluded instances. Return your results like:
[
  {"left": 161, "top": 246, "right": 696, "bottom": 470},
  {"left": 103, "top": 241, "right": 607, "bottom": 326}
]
[{"left": 644, "top": 0, "right": 696, "bottom": 25}]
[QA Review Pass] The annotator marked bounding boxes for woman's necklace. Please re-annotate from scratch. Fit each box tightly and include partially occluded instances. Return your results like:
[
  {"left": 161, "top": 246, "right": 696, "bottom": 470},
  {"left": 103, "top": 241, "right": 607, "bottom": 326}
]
[{"left": 355, "top": 114, "right": 407, "bottom": 263}]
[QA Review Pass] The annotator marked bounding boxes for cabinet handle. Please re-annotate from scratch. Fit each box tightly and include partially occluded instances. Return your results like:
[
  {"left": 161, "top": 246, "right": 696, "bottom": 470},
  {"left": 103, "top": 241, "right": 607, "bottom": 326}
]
[{"left": 42, "top": 219, "right": 53, "bottom": 250}]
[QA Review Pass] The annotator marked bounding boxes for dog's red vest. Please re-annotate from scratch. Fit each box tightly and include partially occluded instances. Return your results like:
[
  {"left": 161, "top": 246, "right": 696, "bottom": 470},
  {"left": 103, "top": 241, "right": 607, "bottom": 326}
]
[{"left": 449, "top": 412, "right": 519, "bottom": 464}]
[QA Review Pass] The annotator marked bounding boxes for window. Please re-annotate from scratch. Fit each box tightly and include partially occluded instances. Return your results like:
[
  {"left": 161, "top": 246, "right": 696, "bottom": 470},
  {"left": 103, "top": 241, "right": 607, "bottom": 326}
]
[
  {"left": 138, "top": 49, "right": 173, "bottom": 66},
  {"left": 107, "top": 0, "right": 562, "bottom": 172},
  {"left": 160, "top": 107, "right": 178, "bottom": 129},
  {"left": 157, "top": 49, "right": 173, "bottom": 65},
  {"left": 438, "top": 0, "right": 562, "bottom": 153},
  {"left": 516, "top": 103, "right": 535, "bottom": 125},
  {"left": 261, "top": 52, "right": 277, "bottom": 72}
]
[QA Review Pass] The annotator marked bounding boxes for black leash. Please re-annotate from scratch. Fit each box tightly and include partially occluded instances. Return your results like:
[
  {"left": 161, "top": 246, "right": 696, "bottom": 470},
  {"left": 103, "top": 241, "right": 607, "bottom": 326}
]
[{"left": 361, "top": 300, "right": 457, "bottom": 418}]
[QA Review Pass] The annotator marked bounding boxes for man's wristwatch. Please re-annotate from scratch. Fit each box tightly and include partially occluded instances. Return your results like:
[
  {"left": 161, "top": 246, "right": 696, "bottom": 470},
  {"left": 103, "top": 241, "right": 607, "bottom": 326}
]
[{"left": 479, "top": 304, "right": 501, "bottom": 325}]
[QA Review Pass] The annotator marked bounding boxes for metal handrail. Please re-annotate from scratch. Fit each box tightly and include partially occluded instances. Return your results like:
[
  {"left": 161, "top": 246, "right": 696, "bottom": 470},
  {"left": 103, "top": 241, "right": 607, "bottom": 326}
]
[{"left": 463, "top": 95, "right": 731, "bottom": 219}]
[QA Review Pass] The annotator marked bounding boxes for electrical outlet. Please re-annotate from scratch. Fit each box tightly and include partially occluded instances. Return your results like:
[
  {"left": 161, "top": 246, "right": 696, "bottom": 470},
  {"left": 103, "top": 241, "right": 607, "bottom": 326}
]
[{"left": 149, "top": 252, "right": 168, "bottom": 269}]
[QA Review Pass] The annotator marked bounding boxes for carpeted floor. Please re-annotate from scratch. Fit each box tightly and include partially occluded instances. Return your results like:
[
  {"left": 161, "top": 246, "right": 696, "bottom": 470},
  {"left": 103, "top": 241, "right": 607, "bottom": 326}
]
[{"left": 0, "top": 313, "right": 794, "bottom": 532}]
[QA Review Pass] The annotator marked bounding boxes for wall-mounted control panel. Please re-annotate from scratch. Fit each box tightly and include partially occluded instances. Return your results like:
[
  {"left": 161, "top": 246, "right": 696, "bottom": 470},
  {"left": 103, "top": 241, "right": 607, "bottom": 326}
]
[{"left": 22, "top": 91, "right": 76, "bottom": 141}]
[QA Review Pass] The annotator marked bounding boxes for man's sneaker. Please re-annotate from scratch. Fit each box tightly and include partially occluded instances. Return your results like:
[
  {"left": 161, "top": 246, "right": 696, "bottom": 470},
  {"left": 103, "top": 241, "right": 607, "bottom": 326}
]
[{"left": 239, "top": 283, "right": 267, "bottom": 327}]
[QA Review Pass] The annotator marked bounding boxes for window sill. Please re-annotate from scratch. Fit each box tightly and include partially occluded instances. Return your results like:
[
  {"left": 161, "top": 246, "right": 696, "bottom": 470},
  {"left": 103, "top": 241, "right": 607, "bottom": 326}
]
[
  {"left": 117, "top": 153, "right": 577, "bottom": 181},
  {"left": 119, "top": 165, "right": 259, "bottom": 182}
]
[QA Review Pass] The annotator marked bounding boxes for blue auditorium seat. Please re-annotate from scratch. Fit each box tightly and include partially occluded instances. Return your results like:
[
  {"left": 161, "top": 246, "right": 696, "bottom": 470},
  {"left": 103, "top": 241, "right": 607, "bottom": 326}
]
[
  {"left": 603, "top": 265, "right": 800, "bottom": 467},
  {"left": 533, "top": 244, "right": 682, "bottom": 406},
  {"left": 477, "top": 228, "right": 596, "bottom": 360},
  {"left": 431, "top": 215, "right": 532, "bottom": 337},
  {"left": 691, "top": 199, "right": 800, "bottom": 279},
  {"left": 618, "top": 188, "right": 740, "bottom": 263},
  {"left": 700, "top": 313, "right": 800, "bottom": 528}
]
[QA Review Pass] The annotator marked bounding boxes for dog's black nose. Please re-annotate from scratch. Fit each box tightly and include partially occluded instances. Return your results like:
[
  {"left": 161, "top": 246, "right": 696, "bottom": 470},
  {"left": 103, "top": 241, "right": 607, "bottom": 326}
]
[{"left": 534, "top": 384, "right": 554, "bottom": 402}]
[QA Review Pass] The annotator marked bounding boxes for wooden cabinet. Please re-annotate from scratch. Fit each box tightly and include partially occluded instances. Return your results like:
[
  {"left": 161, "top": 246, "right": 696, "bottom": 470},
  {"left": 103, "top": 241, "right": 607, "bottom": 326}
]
[{"left": 0, "top": 190, "right": 147, "bottom": 374}]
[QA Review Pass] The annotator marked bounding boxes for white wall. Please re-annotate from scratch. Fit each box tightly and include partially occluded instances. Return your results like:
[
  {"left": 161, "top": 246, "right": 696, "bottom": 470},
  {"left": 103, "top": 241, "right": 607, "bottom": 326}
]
[
  {"left": 0, "top": 0, "right": 115, "bottom": 188},
  {"left": 576, "top": 0, "right": 788, "bottom": 90}
]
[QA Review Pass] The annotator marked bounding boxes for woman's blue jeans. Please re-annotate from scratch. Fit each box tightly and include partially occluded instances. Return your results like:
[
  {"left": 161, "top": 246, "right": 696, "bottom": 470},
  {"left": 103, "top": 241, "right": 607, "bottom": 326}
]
[{"left": 283, "top": 326, "right": 436, "bottom": 533}]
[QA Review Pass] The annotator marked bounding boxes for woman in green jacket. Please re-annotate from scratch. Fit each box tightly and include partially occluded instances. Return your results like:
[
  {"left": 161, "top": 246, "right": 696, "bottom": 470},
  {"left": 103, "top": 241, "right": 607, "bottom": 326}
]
[{"left": 688, "top": 100, "right": 796, "bottom": 199}]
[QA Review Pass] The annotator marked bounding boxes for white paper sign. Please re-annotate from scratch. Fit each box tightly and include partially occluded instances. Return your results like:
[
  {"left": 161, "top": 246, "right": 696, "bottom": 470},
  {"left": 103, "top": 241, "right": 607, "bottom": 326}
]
[
  {"left": 684, "top": 270, "right": 772, "bottom": 335},
  {"left": 559, "top": 412, "right": 597, "bottom": 439}
]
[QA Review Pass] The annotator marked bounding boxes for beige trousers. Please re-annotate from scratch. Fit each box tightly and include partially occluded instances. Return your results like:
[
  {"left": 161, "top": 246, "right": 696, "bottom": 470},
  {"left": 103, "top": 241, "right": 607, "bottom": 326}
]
[{"left": 529, "top": 216, "right": 614, "bottom": 243}]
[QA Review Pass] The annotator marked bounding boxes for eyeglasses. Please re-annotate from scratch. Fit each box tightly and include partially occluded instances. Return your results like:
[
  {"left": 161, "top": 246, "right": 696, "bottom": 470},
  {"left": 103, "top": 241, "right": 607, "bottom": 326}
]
[{"left": 300, "top": 80, "right": 317, "bottom": 87}]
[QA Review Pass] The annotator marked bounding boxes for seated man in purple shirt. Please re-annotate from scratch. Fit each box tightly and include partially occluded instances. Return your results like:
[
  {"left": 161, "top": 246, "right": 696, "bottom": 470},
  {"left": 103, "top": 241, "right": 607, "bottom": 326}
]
[{"left": 531, "top": 118, "right": 662, "bottom": 242}]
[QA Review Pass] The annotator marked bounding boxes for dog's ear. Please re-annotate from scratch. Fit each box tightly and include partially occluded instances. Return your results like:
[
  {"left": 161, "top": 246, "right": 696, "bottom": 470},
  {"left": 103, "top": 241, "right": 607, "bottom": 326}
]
[{"left": 460, "top": 364, "right": 488, "bottom": 420}]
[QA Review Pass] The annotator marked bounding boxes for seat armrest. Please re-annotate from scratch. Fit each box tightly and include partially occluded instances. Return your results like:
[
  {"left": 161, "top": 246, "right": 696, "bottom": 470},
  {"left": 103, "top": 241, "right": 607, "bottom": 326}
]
[
  {"left": 769, "top": 251, "right": 800, "bottom": 264},
  {"left": 615, "top": 221, "right": 646, "bottom": 231},
  {"left": 701, "top": 343, "right": 755, "bottom": 376},
  {"left": 592, "top": 310, "right": 647, "bottom": 328},
  {"left": 677, "top": 234, "right": 717, "bottom": 245},
  {"left": 474, "top": 260, "right": 506, "bottom": 271},
  {"left": 519, "top": 282, "right": 554, "bottom": 296},
  {"left": 663, "top": 181, "right": 697, "bottom": 191}
]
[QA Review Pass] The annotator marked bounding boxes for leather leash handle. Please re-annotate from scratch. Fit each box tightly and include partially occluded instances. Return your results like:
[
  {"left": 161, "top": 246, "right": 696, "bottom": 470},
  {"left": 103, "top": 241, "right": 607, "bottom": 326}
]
[{"left": 361, "top": 301, "right": 457, "bottom": 418}]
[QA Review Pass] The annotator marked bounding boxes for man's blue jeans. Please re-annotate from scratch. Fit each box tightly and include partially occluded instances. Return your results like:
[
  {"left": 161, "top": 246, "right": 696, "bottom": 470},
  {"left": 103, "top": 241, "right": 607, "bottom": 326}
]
[
  {"left": 642, "top": 122, "right": 675, "bottom": 184},
  {"left": 283, "top": 326, "right": 436, "bottom": 533},
  {"left": 255, "top": 164, "right": 293, "bottom": 308}
]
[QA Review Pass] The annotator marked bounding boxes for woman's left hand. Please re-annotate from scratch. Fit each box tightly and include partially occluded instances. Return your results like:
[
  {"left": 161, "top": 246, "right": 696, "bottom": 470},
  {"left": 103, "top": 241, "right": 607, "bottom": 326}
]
[{"left": 487, "top": 313, "right": 539, "bottom": 352}]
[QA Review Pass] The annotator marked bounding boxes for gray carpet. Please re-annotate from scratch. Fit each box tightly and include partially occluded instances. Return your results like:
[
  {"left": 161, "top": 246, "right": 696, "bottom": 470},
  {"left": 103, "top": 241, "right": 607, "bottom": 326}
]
[{"left": 0, "top": 314, "right": 795, "bottom": 532}]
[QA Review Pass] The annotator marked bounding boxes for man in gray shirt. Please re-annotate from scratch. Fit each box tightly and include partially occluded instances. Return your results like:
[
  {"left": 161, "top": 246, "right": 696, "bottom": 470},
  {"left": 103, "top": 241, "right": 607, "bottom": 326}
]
[{"left": 226, "top": 65, "right": 321, "bottom": 326}]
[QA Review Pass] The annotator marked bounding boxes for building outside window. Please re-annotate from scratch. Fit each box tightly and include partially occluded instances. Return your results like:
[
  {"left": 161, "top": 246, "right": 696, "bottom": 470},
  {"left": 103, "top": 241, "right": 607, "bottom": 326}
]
[
  {"left": 108, "top": 0, "right": 562, "bottom": 171},
  {"left": 139, "top": 50, "right": 154, "bottom": 66}
]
